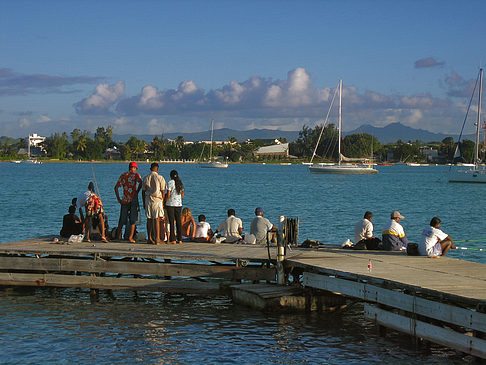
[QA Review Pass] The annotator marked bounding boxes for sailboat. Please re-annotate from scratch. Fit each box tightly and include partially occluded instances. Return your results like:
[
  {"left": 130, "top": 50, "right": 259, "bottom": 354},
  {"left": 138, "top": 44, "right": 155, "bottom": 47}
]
[
  {"left": 448, "top": 68, "right": 486, "bottom": 183},
  {"left": 309, "top": 79, "right": 378, "bottom": 174},
  {"left": 199, "top": 120, "right": 229, "bottom": 168}
]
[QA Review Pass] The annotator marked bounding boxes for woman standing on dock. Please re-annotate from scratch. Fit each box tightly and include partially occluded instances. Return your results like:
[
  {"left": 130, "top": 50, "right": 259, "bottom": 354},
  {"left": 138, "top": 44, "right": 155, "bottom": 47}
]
[{"left": 165, "top": 170, "right": 184, "bottom": 244}]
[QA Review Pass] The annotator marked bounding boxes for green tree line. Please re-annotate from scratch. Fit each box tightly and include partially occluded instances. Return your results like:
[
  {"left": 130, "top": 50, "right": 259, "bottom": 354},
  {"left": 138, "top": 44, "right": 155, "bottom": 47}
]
[{"left": 0, "top": 124, "right": 482, "bottom": 163}]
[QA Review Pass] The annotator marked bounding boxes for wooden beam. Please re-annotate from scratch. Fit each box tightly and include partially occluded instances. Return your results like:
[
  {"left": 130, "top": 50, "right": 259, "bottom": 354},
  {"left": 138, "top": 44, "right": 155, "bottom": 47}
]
[
  {"left": 0, "top": 272, "right": 222, "bottom": 294},
  {"left": 0, "top": 256, "right": 275, "bottom": 281},
  {"left": 303, "top": 272, "right": 486, "bottom": 333},
  {"left": 365, "top": 304, "right": 486, "bottom": 359}
]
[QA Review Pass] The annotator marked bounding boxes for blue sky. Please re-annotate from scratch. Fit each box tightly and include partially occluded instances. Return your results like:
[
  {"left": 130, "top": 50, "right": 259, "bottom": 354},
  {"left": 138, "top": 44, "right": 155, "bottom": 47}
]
[{"left": 1, "top": 0, "right": 485, "bottom": 138}]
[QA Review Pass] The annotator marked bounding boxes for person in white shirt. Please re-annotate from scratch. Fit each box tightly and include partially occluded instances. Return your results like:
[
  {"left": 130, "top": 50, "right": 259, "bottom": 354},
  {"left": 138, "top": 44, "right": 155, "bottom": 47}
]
[
  {"left": 217, "top": 209, "right": 243, "bottom": 243},
  {"left": 195, "top": 214, "right": 213, "bottom": 242},
  {"left": 353, "top": 211, "right": 382, "bottom": 250},
  {"left": 418, "top": 217, "right": 455, "bottom": 257}
]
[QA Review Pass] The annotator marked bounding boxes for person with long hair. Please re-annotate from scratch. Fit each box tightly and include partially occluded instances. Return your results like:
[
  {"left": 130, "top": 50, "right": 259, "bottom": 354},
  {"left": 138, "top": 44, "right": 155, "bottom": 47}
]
[
  {"left": 165, "top": 169, "right": 184, "bottom": 244},
  {"left": 181, "top": 207, "right": 196, "bottom": 240}
]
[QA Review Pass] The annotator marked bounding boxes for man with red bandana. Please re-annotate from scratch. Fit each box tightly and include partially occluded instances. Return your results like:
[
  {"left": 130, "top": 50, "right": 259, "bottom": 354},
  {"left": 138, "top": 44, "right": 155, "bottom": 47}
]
[{"left": 114, "top": 162, "right": 142, "bottom": 242}]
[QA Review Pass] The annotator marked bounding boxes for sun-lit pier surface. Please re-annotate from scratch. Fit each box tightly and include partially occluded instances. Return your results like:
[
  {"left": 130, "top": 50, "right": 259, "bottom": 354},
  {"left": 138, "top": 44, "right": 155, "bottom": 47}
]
[{"left": 0, "top": 236, "right": 485, "bottom": 358}]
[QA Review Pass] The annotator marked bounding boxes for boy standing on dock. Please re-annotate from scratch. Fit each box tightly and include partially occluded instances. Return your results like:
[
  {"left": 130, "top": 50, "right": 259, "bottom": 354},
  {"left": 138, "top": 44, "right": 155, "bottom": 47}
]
[{"left": 114, "top": 162, "right": 142, "bottom": 243}]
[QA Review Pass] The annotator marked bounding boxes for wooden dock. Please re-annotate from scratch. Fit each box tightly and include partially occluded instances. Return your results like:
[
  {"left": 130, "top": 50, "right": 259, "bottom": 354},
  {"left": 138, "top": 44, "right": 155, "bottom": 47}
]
[{"left": 1, "top": 236, "right": 485, "bottom": 358}]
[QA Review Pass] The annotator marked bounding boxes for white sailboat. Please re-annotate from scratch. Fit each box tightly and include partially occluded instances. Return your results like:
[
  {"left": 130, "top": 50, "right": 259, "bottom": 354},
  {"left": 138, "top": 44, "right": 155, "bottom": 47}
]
[
  {"left": 449, "top": 68, "right": 486, "bottom": 183},
  {"left": 309, "top": 79, "right": 378, "bottom": 174},
  {"left": 199, "top": 120, "right": 229, "bottom": 168}
]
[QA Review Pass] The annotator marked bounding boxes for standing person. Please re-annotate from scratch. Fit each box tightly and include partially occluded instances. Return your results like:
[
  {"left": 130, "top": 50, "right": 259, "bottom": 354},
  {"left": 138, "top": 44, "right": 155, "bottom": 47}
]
[
  {"left": 114, "top": 162, "right": 142, "bottom": 243},
  {"left": 250, "top": 207, "right": 276, "bottom": 244},
  {"left": 382, "top": 211, "right": 410, "bottom": 251},
  {"left": 217, "top": 209, "right": 243, "bottom": 243},
  {"left": 419, "top": 217, "right": 456, "bottom": 257},
  {"left": 142, "top": 162, "right": 166, "bottom": 244},
  {"left": 165, "top": 169, "right": 184, "bottom": 244},
  {"left": 85, "top": 185, "right": 108, "bottom": 243},
  {"left": 354, "top": 211, "right": 382, "bottom": 250}
]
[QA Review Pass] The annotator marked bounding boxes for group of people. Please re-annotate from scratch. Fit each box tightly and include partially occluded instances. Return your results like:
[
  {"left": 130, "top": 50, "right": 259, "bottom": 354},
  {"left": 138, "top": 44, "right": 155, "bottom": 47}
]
[
  {"left": 60, "top": 162, "right": 278, "bottom": 245},
  {"left": 354, "top": 210, "right": 456, "bottom": 257}
]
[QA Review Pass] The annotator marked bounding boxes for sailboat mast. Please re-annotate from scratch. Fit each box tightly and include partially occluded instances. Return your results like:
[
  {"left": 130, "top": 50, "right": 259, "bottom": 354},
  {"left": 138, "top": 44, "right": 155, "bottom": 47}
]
[
  {"left": 475, "top": 68, "right": 483, "bottom": 168},
  {"left": 338, "top": 79, "right": 342, "bottom": 165},
  {"left": 209, "top": 119, "right": 214, "bottom": 162}
]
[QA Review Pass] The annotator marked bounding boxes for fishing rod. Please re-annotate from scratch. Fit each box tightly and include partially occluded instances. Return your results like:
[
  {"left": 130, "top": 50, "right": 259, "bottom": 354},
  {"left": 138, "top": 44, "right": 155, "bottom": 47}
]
[
  {"left": 455, "top": 246, "right": 486, "bottom": 252},
  {"left": 90, "top": 160, "right": 101, "bottom": 197},
  {"left": 455, "top": 239, "right": 486, "bottom": 243}
]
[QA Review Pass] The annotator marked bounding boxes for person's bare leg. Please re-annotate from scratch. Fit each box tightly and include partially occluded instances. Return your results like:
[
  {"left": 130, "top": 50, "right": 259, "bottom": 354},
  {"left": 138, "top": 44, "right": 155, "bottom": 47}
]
[
  {"left": 100, "top": 215, "right": 108, "bottom": 242},
  {"left": 155, "top": 218, "right": 163, "bottom": 244},
  {"left": 159, "top": 218, "right": 166, "bottom": 242},
  {"left": 441, "top": 240, "right": 453, "bottom": 256},
  {"left": 128, "top": 225, "right": 136, "bottom": 243}
]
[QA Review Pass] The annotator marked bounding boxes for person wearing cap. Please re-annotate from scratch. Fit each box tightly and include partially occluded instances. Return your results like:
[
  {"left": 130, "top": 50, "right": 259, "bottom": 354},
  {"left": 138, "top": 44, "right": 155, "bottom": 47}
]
[
  {"left": 114, "top": 162, "right": 142, "bottom": 243},
  {"left": 354, "top": 211, "right": 382, "bottom": 250},
  {"left": 250, "top": 207, "right": 277, "bottom": 244},
  {"left": 217, "top": 208, "right": 243, "bottom": 243},
  {"left": 382, "top": 211, "right": 410, "bottom": 251},
  {"left": 142, "top": 162, "right": 166, "bottom": 244},
  {"left": 418, "top": 217, "right": 456, "bottom": 257}
]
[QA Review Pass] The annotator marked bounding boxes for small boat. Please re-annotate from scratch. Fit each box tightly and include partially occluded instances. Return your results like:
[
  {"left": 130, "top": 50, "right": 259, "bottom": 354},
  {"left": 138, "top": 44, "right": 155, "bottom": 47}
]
[
  {"left": 199, "top": 119, "right": 228, "bottom": 169},
  {"left": 309, "top": 79, "right": 378, "bottom": 175},
  {"left": 10, "top": 160, "right": 21, "bottom": 164},
  {"left": 448, "top": 68, "right": 486, "bottom": 183}
]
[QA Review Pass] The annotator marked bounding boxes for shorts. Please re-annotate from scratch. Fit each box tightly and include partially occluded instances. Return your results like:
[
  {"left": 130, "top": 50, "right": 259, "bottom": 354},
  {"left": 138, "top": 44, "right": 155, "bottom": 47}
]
[
  {"left": 119, "top": 198, "right": 140, "bottom": 226},
  {"left": 426, "top": 243, "right": 442, "bottom": 257},
  {"left": 145, "top": 200, "right": 164, "bottom": 219}
]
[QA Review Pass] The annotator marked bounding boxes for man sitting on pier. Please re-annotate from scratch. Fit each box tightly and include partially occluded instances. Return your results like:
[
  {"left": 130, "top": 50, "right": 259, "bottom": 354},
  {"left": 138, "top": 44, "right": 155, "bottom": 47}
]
[
  {"left": 217, "top": 209, "right": 243, "bottom": 243},
  {"left": 382, "top": 211, "right": 410, "bottom": 251},
  {"left": 354, "top": 211, "right": 382, "bottom": 250},
  {"left": 195, "top": 214, "right": 213, "bottom": 242},
  {"left": 250, "top": 207, "right": 277, "bottom": 244},
  {"left": 418, "top": 217, "right": 456, "bottom": 257}
]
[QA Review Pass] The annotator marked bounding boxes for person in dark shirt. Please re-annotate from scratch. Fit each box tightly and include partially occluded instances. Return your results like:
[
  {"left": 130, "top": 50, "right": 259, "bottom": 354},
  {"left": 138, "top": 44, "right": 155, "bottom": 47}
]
[{"left": 60, "top": 205, "right": 83, "bottom": 238}]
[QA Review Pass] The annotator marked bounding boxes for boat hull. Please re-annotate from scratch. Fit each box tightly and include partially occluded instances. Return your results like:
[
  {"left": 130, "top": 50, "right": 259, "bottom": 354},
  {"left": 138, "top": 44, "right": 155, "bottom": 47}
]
[
  {"left": 448, "top": 168, "right": 486, "bottom": 183},
  {"left": 199, "top": 162, "right": 228, "bottom": 168},
  {"left": 309, "top": 165, "right": 378, "bottom": 174}
]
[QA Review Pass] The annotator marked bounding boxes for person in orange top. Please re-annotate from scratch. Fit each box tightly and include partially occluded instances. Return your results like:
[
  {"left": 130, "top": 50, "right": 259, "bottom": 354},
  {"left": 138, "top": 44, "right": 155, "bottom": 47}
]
[{"left": 114, "top": 162, "right": 142, "bottom": 243}]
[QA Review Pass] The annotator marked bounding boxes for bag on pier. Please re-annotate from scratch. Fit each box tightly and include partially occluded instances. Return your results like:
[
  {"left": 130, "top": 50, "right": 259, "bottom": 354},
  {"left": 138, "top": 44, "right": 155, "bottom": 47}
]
[{"left": 406, "top": 243, "right": 419, "bottom": 256}]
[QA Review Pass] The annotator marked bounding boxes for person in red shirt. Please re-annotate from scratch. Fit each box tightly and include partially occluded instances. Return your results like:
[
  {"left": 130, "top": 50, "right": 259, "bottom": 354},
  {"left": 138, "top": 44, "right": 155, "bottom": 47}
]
[{"left": 114, "top": 162, "right": 142, "bottom": 243}]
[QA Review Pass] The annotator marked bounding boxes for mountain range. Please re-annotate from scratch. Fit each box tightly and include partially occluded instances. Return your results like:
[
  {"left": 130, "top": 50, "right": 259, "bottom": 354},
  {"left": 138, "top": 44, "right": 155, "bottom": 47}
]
[{"left": 114, "top": 123, "right": 468, "bottom": 144}]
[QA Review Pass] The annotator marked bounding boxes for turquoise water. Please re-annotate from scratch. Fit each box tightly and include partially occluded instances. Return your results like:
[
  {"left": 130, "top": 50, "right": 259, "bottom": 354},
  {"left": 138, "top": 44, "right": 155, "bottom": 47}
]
[{"left": 0, "top": 162, "right": 484, "bottom": 364}]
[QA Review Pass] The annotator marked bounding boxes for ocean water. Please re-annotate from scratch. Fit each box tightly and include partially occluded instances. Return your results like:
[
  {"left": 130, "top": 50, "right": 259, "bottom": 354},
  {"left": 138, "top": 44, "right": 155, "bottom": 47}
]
[{"left": 0, "top": 162, "right": 484, "bottom": 364}]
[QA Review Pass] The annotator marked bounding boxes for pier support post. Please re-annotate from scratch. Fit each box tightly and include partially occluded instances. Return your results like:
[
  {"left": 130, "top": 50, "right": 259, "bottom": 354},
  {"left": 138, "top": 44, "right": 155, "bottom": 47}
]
[{"left": 276, "top": 228, "right": 285, "bottom": 285}]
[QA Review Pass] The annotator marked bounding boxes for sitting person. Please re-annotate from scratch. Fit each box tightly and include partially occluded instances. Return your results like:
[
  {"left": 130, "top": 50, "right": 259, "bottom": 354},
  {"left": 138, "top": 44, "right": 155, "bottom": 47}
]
[
  {"left": 217, "top": 208, "right": 243, "bottom": 243},
  {"left": 85, "top": 188, "right": 108, "bottom": 243},
  {"left": 418, "top": 217, "right": 456, "bottom": 257},
  {"left": 354, "top": 211, "right": 382, "bottom": 250},
  {"left": 60, "top": 205, "right": 83, "bottom": 238},
  {"left": 250, "top": 207, "right": 277, "bottom": 244},
  {"left": 181, "top": 207, "right": 196, "bottom": 240},
  {"left": 194, "top": 214, "right": 213, "bottom": 242},
  {"left": 382, "top": 211, "right": 410, "bottom": 251}
]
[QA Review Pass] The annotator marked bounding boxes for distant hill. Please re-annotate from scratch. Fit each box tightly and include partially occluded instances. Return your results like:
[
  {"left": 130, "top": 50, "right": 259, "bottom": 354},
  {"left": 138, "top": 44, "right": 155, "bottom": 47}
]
[
  {"left": 114, "top": 128, "right": 300, "bottom": 143},
  {"left": 345, "top": 123, "right": 468, "bottom": 143}
]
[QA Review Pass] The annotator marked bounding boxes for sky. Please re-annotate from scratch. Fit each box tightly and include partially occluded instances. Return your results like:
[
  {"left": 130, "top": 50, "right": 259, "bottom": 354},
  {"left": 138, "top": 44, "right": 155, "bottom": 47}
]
[{"left": 1, "top": 0, "right": 486, "bottom": 138}]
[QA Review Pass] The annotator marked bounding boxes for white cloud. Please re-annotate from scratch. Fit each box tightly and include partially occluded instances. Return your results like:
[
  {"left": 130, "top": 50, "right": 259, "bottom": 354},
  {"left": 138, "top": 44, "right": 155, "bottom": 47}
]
[
  {"left": 19, "top": 117, "right": 30, "bottom": 128},
  {"left": 74, "top": 81, "right": 125, "bottom": 115},
  {"left": 36, "top": 115, "right": 51, "bottom": 123}
]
